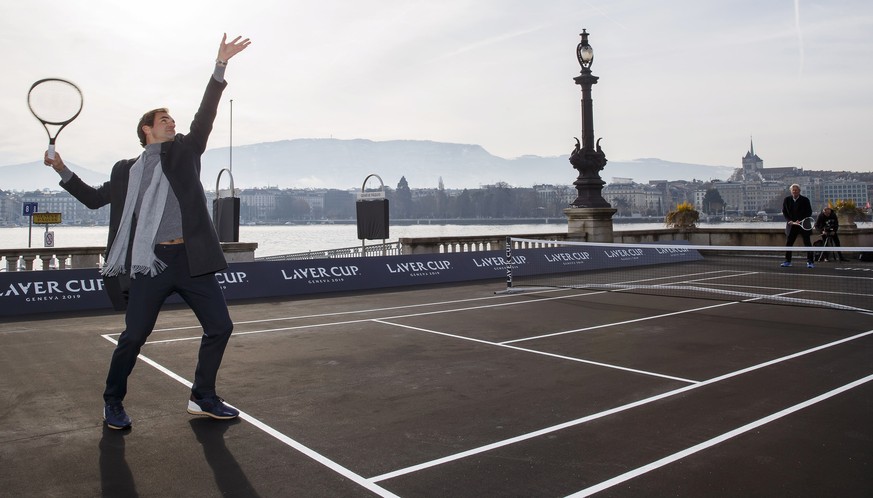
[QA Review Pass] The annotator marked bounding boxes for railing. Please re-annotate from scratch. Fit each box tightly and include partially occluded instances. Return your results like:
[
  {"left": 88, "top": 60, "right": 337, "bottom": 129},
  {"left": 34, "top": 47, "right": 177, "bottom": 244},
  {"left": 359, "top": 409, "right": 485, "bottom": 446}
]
[
  {"left": 257, "top": 242, "right": 402, "bottom": 261},
  {"left": 398, "top": 226, "right": 873, "bottom": 253},
  {"left": 1, "top": 242, "right": 258, "bottom": 271},
  {"left": 399, "top": 233, "right": 571, "bottom": 254},
  {"left": 5, "top": 226, "right": 873, "bottom": 269},
  {"left": 0, "top": 247, "right": 104, "bottom": 272}
]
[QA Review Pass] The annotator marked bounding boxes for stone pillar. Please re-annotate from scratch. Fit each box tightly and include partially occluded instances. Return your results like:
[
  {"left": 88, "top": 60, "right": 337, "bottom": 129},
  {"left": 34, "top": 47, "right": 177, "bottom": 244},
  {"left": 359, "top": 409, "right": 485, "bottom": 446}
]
[
  {"left": 220, "top": 242, "right": 259, "bottom": 263},
  {"left": 564, "top": 207, "right": 617, "bottom": 242},
  {"left": 71, "top": 253, "right": 101, "bottom": 269},
  {"left": 20, "top": 254, "right": 36, "bottom": 271},
  {"left": 837, "top": 212, "right": 858, "bottom": 230}
]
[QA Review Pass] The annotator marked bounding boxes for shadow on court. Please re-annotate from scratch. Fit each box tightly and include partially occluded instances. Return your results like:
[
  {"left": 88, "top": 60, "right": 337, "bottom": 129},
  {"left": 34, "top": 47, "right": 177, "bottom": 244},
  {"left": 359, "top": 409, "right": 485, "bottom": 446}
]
[{"left": 1, "top": 279, "right": 871, "bottom": 497}]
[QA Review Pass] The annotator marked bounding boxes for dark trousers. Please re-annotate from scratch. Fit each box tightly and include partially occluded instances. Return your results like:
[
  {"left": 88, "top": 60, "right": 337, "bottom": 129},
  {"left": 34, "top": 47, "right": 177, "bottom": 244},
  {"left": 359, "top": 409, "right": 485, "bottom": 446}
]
[
  {"left": 103, "top": 244, "right": 233, "bottom": 403},
  {"left": 785, "top": 225, "right": 813, "bottom": 262}
]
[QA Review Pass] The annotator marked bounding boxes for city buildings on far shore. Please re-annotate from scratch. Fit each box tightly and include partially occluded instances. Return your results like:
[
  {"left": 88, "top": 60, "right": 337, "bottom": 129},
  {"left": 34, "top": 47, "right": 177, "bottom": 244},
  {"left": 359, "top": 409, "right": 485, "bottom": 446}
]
[
  {"left": 604, "top": 141, "right": 870, "bottom": 218},
  {"left": 1, "top": 141, "right": 869, "bottom": 226}
]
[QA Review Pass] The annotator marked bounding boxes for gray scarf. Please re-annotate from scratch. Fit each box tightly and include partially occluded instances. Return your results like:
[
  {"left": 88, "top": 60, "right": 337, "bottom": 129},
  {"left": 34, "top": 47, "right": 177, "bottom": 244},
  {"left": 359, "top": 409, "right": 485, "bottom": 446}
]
[{"left": 101, "top": 154, "right": 170, "bottom": 278}]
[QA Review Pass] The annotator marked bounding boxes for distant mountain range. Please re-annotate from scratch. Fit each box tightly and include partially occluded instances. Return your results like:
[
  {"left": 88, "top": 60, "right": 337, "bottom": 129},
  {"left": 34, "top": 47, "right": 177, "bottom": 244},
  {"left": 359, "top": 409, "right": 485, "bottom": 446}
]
[{"left": 0, "top": 138, "right": 736, "bottom": 192}]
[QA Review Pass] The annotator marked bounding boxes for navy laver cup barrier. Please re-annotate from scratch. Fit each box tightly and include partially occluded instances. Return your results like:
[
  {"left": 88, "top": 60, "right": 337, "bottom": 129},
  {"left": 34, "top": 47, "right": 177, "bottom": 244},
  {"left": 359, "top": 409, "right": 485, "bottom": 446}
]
[{"left": 0, "top": 244, "right": 700, "bottom": 317}]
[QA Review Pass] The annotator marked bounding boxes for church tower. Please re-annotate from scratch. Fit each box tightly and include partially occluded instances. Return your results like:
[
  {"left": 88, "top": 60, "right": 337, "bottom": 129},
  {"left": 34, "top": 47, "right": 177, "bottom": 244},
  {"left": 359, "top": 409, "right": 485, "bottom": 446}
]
[{"left": 742, "top": 137, "right": 764, "bottom": 174}]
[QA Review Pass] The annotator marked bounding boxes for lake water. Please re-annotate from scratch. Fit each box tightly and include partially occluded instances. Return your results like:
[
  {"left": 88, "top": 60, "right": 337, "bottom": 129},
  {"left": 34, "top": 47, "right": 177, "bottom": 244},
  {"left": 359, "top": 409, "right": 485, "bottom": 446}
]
[{"left": 0, "top": 221, "right": 814, "bottom": 257}]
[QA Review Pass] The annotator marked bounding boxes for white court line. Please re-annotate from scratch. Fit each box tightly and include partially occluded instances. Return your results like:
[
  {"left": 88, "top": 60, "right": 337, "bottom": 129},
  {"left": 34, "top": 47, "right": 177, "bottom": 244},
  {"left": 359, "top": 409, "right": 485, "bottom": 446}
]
[
  {"left": 372, "top": 319, "right": 699, "bottom": 384},
  {"left": 566, "top": 373, "right": 873, "bottom": 497},
  {"left": 145, "top": 267, "right": 737, "bottom": 337},
  {"left": 502, "top": 289, "right": 807, "bottom": 345},
  {"left": 142, "top": 289, "right": 612, "bottom": 344},
  {"left": 99, "top": 334, "right": 401, "bottom": 498},
  {"left": 368, "top": 328, "right": 873, "bottom": 483},
  {"left": 145, "top": 286, "right": 801, "bottom": 386},
  {"left": 110, "top": 279, "right": 872, "bottom": 488},
  {"left": 147, "top": 287, "right": 569, "bottom": 333},
  {"left": 143, "top": 270, "right": 743, "bottom": 345},
  {"left": 501, "top": 301, "right": 737, "bottom": 345},
  {"left": 147, "top": 318, "right": 376, "bottom": 345}
]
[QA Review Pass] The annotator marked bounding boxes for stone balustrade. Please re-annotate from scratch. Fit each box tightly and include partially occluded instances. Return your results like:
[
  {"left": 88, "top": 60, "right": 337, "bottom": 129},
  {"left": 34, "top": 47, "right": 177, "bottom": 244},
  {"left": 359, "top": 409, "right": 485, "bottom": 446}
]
[
  {"left": 3, "top": 227, "right": 871, "bottom": 271},
  {"left": 0, "top": 247, "right": 104, "bottom": 272},
  {"left": 399, "top": 226, "right": 873, "bottom": 254},
  {"left": 0, "top": 242, "right": 259, "bottom": 272},
  {"left": 399, "top": 233, "right": 571, "bottom": 254}
]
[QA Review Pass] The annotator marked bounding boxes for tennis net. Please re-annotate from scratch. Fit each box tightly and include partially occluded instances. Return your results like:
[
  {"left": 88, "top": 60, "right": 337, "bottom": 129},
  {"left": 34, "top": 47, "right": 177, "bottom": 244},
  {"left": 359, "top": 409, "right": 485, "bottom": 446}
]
[{"left": 503, "top": 237, "right": 873, "bottom": 313}]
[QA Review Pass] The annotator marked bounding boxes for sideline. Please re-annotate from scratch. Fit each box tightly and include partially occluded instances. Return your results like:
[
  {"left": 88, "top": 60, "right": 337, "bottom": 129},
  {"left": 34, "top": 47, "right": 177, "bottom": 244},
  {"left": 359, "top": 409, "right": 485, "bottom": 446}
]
[
  {"left": 368, "top": 328, "right": 873, "bottom": 482},
  {"left": 566, "top": 373, "right": 873, "bottom": 497},
  {"left": 100, "top": 334, "right": 402, "bottom": 498}
]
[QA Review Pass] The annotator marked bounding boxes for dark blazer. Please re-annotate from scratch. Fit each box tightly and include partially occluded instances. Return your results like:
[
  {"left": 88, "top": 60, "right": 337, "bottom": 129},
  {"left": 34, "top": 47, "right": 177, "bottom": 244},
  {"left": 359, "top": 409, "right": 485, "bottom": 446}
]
[
  {"left": 782, "top": 194, "right": 812, "bottom": 222},
  {"left": 61, "top": 76, "right": 228, "bottom": 279}
]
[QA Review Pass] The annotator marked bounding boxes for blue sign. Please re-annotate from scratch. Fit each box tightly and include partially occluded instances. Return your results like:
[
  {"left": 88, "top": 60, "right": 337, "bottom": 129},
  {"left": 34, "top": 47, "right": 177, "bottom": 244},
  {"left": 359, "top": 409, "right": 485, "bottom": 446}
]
[
  {"left": 22, "top": 202, "right": 38, "bottom": 216},
  {"left": 0, "top": 246, "right": 702, "bottom": 317}
]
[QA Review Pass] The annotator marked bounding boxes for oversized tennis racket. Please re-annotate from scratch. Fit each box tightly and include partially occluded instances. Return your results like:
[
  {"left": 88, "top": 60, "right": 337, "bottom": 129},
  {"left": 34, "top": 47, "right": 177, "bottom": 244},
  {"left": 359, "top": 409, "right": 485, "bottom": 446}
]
[
  {"left": 791, "top": 216, "right": 816, "bottom": 231},
  {"left": 27, "top": 78, "right": 83, "bottom": 160}
]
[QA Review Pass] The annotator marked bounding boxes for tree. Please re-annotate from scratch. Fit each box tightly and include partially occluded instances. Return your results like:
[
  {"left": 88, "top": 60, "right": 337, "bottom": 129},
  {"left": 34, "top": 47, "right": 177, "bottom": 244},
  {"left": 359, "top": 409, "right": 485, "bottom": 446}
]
[
  {"left": 611, "top": 196, "right": 632, "bottom": 216},
  {"left": 323, "top": 189, "right": 355, "bottom": 219},
  {"left": 394, "top": 177, "right": 413, "bottom": 219},
  {"left": 702, "top": 188, "right": 725, "bottom": 215},
  {"left": 436, "top": 177, "right": 448, "bottom": 218},
  {"left": 455, "top": 189, "right": 473, "bottom": 218},
  {"left": 274, "top": 195, "right": 311, "bottom": 220}
]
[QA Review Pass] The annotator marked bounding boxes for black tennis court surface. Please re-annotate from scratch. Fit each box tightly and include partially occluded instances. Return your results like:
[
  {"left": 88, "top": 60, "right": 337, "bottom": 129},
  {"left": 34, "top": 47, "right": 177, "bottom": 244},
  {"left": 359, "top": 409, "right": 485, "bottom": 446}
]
[{"left": 2, "top": 274, "right": 872, "bottom": 497}]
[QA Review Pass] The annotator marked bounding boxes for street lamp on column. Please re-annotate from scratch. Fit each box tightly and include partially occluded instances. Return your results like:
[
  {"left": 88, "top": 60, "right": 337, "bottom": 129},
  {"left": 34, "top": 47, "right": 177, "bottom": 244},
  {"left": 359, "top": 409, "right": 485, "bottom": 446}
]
[{"left": 569, "top": 29, "right": 610, "bottom": 208}]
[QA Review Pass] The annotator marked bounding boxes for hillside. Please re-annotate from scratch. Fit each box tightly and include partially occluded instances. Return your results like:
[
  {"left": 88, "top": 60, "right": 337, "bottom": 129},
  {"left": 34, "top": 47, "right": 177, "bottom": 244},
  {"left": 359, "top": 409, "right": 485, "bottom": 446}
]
[{"left": 0, "top": 138, "right": 736, "bottom": 191}]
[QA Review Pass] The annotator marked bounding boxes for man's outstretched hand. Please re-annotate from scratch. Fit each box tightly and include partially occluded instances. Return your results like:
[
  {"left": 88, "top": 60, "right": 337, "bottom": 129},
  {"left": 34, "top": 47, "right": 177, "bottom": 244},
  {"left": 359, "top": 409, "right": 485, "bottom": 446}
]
[{"left": 217, "top": 34, "right": 251, "bottom": 63}]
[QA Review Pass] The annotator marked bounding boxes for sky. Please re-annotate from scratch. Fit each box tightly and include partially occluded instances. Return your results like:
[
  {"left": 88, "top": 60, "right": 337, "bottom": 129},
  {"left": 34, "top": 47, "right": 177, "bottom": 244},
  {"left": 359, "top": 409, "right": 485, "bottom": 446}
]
[{"left": 2, "top": 0, "right": 872, "bottom": 177}]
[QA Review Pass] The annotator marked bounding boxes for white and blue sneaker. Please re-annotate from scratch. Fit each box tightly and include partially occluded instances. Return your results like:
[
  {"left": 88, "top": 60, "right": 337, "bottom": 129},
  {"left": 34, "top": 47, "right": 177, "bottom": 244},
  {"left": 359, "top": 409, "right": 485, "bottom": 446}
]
[
  {"left": 187, "top": 395, "right": 239, "bottom": 420},
  {"left": 104, "top": 402, "right": 132, "bottom": 430}
]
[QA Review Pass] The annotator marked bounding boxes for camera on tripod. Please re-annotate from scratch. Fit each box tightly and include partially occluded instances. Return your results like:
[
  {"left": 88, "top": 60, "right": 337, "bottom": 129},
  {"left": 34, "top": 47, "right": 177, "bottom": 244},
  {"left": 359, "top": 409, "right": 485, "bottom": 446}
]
[{"left": 824, "top": 218, "right": 838, "bottom": 234}]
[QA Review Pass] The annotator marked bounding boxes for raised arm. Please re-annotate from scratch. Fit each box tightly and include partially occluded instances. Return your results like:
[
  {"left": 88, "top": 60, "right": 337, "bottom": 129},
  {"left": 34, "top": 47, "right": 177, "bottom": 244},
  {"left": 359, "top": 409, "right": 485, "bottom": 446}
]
[{"left": 216, "top": 33, "right": 251, "bottom": 64}]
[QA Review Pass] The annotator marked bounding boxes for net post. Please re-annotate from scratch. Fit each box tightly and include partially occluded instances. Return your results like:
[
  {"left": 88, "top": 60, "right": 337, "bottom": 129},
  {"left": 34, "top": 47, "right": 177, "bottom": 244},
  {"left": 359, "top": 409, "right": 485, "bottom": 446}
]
[{"left": 505, "top": 236, "right": 513, "bottom": 291}]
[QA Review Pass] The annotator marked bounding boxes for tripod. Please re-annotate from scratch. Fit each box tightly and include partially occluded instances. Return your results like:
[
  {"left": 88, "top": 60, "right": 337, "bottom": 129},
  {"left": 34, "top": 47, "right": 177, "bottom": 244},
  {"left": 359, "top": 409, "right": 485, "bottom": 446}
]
[{"left": 815, "top": 230, "right": 845, "bottom": 262}]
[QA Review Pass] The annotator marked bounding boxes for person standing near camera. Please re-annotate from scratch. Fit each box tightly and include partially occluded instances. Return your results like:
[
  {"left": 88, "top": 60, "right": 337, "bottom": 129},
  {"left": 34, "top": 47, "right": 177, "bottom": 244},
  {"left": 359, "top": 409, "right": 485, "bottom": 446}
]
[
  {"left": 781, "top": 184, "right": 815, "bottom": 268},
  {"left": 815, "top": 206, "right": 848, "bottom": 262},
  {"left": 44, "top": 34, "right": 251, "bottom": 430}
]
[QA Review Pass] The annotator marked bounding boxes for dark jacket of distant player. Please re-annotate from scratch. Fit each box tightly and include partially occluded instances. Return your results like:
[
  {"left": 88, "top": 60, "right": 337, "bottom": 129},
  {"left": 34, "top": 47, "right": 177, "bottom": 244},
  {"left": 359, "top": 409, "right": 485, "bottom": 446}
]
[
  {"left": 781, "top": 193, "right": 813, "bottom": 222},
  {"left": 59, "top": 77, "right": 228, "bottom": 306}
]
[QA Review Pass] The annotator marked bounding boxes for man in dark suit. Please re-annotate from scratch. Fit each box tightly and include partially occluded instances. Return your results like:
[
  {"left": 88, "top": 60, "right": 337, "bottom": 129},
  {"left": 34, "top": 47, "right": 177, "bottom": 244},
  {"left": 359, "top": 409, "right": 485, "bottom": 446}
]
[
  {"left": 44, "top": 34, "right": 251, "bottom": 430},
  {"left": 781, "top": 183, "right": 815, "bottom": 268}
]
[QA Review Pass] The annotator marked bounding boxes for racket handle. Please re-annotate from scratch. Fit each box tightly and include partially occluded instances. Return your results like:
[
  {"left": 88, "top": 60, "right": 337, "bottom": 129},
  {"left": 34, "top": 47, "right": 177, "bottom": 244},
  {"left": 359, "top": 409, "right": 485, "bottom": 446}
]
[{"left": 48, "top": 144, "right": 56, "bottom": 160}]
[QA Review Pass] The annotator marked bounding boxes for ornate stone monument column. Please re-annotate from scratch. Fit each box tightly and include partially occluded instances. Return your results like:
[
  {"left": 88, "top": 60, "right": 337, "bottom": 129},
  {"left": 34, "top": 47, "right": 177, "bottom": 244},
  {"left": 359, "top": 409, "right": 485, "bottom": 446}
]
[{"left": 564, "top": 29, "right": 616, "bottom": 242}]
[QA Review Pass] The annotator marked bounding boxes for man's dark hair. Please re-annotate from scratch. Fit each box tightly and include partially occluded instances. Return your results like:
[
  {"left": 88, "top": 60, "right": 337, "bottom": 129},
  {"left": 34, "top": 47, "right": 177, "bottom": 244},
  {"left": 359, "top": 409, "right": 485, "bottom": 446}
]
[{"left": 137, "top": 108, "right": 169, "bottom": 147}]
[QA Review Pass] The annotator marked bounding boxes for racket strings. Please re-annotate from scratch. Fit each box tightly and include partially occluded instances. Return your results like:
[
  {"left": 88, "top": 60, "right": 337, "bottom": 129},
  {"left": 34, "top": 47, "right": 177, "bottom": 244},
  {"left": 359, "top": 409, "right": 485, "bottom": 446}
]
[
  {"left": 801, "top": 217, "right": 815, "bottom": 231},
  {"left": 28, "top": 80, "right": 83, "bottom": 124}
]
